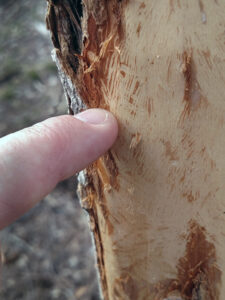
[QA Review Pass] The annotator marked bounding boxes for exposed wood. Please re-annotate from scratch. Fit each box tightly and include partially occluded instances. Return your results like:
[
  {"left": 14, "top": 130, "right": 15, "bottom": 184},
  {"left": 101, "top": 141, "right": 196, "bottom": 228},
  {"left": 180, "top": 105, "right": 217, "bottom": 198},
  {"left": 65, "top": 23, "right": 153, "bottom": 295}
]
[{"left": 46, "top": 1, "right": 225, "bottom": 299}]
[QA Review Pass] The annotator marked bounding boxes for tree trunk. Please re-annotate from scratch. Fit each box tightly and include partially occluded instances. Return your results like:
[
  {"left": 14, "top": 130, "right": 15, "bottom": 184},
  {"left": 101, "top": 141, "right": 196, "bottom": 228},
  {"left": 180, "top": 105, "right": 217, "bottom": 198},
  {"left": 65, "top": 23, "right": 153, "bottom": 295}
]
[{"left": 46, "top": 1, "right": 225, "bottom": 299}]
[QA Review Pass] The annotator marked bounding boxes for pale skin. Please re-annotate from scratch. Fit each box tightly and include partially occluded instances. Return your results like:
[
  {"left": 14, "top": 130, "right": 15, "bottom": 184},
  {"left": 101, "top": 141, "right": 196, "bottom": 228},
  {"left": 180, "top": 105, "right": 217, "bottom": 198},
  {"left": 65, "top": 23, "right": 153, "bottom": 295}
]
[{"left": 0, "top": 109, "right": 118, "bottom": 230}]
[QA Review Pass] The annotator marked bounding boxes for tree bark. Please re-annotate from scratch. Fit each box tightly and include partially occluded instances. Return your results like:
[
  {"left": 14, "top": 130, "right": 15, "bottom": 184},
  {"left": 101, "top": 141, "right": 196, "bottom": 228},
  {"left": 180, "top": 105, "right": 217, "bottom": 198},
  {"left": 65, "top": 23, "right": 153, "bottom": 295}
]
[{"left": 46, "top": 1, "right": 225, "bottom": 299}]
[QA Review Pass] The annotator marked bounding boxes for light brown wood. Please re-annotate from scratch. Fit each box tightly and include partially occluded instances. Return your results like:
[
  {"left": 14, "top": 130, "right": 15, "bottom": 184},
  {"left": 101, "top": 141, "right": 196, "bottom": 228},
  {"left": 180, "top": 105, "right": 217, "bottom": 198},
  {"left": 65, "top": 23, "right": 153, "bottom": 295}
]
[{"left": 47, "top": 0, "right": 225, "bottom": 299}]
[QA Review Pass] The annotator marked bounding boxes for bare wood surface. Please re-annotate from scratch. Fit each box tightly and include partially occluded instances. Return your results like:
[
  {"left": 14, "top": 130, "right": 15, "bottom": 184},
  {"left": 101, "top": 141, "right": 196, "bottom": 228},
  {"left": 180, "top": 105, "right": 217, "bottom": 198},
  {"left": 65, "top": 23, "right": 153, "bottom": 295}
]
[{"left": 47, "top": 1, "right": 225, "bottom": 299}]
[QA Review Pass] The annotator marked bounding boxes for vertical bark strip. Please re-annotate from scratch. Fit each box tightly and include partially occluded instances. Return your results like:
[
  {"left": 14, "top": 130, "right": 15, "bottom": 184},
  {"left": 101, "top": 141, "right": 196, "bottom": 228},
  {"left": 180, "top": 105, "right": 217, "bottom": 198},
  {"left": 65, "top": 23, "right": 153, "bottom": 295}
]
[{"left": 46, "top": 1, "right": 225, "bottom": 299}]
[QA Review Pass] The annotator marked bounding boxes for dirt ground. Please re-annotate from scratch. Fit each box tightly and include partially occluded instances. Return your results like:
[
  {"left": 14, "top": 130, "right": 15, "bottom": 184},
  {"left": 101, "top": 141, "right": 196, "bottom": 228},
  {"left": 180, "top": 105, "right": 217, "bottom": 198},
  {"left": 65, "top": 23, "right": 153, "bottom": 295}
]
[{"left": 0, "top": 1, "right": 100, "bottom": 299}]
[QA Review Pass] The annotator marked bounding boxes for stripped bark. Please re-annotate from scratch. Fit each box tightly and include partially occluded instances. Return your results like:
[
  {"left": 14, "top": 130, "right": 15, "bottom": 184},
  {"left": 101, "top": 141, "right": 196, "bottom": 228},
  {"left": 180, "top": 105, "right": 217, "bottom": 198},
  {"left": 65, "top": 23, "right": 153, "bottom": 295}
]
[{"left": 46, "top": 1, "right": 225, "bottom": 299}]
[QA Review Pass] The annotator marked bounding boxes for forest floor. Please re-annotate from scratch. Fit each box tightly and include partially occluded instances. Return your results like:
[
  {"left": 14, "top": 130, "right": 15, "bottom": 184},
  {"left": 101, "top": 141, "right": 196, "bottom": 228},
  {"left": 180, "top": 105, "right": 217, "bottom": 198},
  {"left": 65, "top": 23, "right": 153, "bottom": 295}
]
[{"left": 0, "top": 1, "right": 100, "bottom": 299}]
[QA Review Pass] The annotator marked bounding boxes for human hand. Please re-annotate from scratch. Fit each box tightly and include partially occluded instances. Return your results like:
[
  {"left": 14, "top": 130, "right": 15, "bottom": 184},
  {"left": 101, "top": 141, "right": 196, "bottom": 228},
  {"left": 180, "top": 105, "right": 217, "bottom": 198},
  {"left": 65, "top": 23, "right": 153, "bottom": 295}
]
[{"left": 0, "top": 109, "right": 118, "bottom": 230}]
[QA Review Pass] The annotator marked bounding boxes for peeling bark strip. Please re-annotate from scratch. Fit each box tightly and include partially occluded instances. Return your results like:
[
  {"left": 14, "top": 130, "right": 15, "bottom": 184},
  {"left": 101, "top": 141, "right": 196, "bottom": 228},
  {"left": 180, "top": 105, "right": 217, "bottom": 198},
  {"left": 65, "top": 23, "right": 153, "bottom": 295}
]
[
  {"left": 46, "top": 0, "right": 83, "bottom": 113},
  {"left": 46, "top": 0, "right": 82, "bottom": 69},
  {"left": 47, "top": 1, "right": 225, "bottom": 299}
]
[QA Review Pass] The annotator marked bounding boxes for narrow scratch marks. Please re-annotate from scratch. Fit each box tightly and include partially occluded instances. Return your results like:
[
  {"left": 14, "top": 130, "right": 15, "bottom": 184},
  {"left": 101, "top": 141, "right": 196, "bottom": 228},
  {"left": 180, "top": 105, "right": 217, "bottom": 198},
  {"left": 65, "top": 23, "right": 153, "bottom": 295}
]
[{"left": 130, "top": 132, "right": 142, "bottom": 149}]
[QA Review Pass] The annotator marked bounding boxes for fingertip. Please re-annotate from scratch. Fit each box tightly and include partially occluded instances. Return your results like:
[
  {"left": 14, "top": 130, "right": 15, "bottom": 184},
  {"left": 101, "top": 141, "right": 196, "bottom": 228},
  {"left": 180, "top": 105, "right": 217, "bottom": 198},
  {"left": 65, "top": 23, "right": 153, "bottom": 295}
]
[
  {"left": 75, "top": 108, "right": 118, "bottom": 130},
  {"left": 74, "top": 108, "right": 119, "bottom": 149},
  {"left": 46, "top": 109, "right": 119, "bottom": 180}
]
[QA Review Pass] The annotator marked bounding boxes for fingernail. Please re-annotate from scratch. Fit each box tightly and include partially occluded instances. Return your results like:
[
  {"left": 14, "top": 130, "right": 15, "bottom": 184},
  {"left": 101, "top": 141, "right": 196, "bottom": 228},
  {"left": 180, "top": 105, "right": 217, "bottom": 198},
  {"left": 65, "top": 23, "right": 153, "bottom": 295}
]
[{"left": 74, "top": 109, "right": 108, "bottom": 125}]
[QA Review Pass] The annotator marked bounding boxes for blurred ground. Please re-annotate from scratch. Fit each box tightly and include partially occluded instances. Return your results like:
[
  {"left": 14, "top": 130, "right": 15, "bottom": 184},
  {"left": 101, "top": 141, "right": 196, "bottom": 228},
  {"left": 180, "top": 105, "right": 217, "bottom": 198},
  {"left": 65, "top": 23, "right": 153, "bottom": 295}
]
[{"left": 0, "top": 1, "right": 100, "bottom": 299}]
